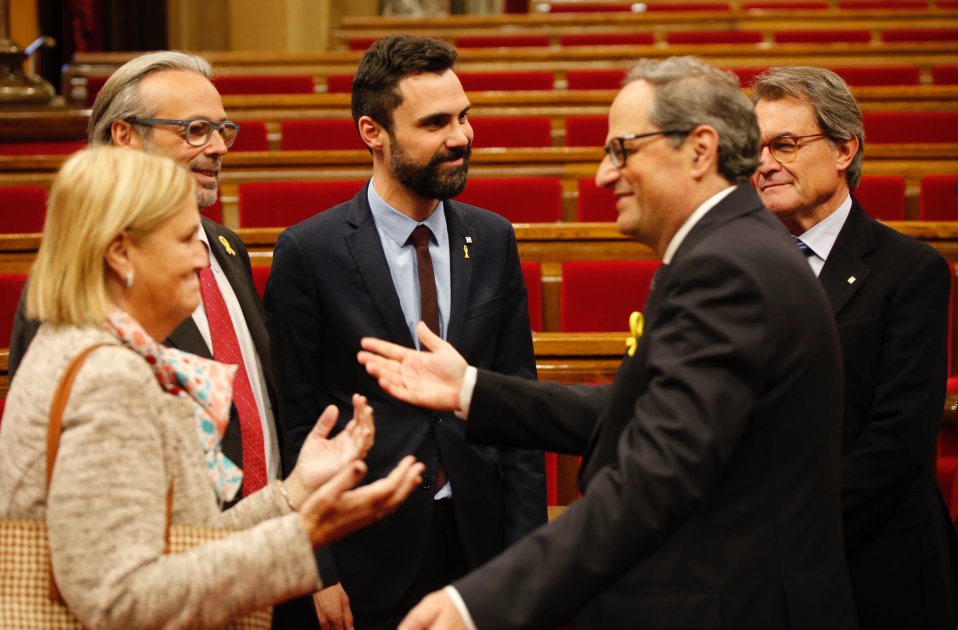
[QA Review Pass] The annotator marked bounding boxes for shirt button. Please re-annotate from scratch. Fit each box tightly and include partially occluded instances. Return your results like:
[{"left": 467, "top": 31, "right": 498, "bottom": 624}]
[{"left": 432, "top": 412, "right": 443, "bottom": 425}]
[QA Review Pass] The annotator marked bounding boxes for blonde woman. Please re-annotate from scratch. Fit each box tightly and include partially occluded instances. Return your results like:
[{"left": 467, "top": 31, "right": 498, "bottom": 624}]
[{"left": 0, "top": 146, "right": 423, "bottom": 628}]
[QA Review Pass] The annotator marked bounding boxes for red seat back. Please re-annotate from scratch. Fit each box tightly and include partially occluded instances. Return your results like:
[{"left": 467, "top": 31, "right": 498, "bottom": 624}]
[
  {"left": 773, "top": 29, "right": 871, "bottom": 43},
  {"left": 831, "top": 66, "right": 921, "bottom": 86},
  {"left": 565, "top": 115, "right": 608, "bottom": 147},
  {"left": 561, "top": 261, "right": 661, "bottom": 332},
  {"left": 0, "top": 141, "right": 85, "bottom": 156},
  {"left": 566, "top": 69, "right": 628, "bottom": 90},
  {"left": 458, "top": 71, "right": 555, "bottom": 92},
  {"left": 521, "top": 261, "right": 543, "bottom": 332},
  {"left": 882, "top": 28, "right": 958, "bottom": 42},
  {"left": 743, "top": 1, "right": 828, "bottom": 8},
  {"left": 0, "top": 273, "right": 28, "bottom": 347},
  {"left": 863, "top": 112, "right": 958, "bottom": 143},
  {"left": 231, "top": 120, "right": 269, "bottom": 152},
  {"left": 470, "top": 116, "right": 553, "bottom": 148},
  {"left": 454, "top": 178, "right": 563, "bottom": 223},
  {"left": 666, "top": 30, "right": 763, "bottom": 44},
  {"left": 238, "top": 180, "right": 365, "bottom": 228},
  {"left": 213, "top": 74, "right": 314, "bottom": 95},
  {"left": 0, "top": 186, "right": 46, "bottom": 233},
  {"left": 733, "top": 67, "right": 769, "bottom": 86},
  {"left": 455, "top": 35, "right": 550, "bottom": 48},
  {"left": 645, "top": 2, "right": 732, "bottom": 10},
  {"left": 933, "top": 65, "right": 958, "bottom": 84},
  {"left": 280, "top": 119, "right": 362, "bottom": 151},
  {"left": 577, "top": 179, "right": 618, "bottom": 222},
  {"left": 920, "top": 175, "right": 958, "bottom": 221},
  {"left": 251, "top": 265, "right": 271, "bottom": 298},
  {"left": 542, "top": 2, "right": 636, "bottom": 11},
  {"left": 325, "top": 74, "right": 354, "bottom": 93},
  {"left": 841, "top": 0, "right": 927, "bottom": 7},
  {"left": 560, "top": 33, "right": 655, "bottom": 47},
  {"left": 854, "top": 175, "right": 906, "bottom": 221}
]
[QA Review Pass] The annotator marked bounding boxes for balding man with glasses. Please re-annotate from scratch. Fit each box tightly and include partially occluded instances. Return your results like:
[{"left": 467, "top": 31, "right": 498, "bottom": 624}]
[
  {"left": 7, "top": 51, "right": 323, "bottom": 629},
  {"left": 752, "top": 66, "right": 958, "bottom": 630}
]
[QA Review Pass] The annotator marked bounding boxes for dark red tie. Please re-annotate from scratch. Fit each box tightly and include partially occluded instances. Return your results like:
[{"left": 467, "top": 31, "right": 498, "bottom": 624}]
[
  {"left": 198, "top": 265, "right": 267, "bottom": 495},
  {"left": 411, "top": 225, "right": 440, "bottom": 335},
  {"left": 410, "top": 225, "right": 447, "bottom": 492}
]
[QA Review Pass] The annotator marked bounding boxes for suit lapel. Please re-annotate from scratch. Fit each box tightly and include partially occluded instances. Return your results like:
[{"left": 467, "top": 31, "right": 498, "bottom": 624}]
[
  {"left": 444, "top": 201, "right": 473, "bottom": 348},
  {"left": 817, "top": 201, "right": 873, "bottom": 317},
  {"left": 344, "top": 184, "right": 417, "bottom": 347},
  {"left": 165, "top": 317, "right": 212, "bottom": 358}
]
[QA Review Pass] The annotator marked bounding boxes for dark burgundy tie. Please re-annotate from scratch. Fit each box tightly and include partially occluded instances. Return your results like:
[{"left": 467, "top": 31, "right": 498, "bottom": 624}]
[
  {"left": 411, "top": 225, "right": 441, "bottom": 335},
  {"left": 198, "top": 265, "right": 267, "bottom": 496}
]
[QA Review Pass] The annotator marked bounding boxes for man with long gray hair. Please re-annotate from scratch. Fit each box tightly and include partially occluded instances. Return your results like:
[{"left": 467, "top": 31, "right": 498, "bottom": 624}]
[
  {"left": 752, "top": 66, "right": 958, "bottom": 629},
  {"left": 358, "top": 56, "right": 856, "bottom": 630}
]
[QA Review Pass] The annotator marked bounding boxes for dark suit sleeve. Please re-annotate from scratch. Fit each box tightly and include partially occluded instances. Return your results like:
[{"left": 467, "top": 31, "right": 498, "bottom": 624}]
[
  {"left": 8, "top": 282, "right": 40, "bottom": 383},
  {"left": 457, "top": 252, "right": 770, "bottom": 628},
  {"left": 490, "top": 227, "right": 548, "bottom": 544},
  {"left": 841, "top": 252, "right": 951, "bottom": 551}
]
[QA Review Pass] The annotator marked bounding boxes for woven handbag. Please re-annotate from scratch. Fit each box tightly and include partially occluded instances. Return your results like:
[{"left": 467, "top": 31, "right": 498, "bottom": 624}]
[{"left": 0, "top": 344, "right": 272, "bottom": 629}]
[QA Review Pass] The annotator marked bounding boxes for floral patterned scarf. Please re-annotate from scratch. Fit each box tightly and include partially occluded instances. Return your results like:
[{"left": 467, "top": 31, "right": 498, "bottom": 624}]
[{"left": 104, "top": 309, "right": 243, "bottom": 502}]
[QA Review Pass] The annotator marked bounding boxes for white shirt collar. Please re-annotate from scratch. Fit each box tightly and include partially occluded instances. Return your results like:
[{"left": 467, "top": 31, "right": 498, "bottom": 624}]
[{"left": 796, "top": 194, "right": 852, "bottom": 263}]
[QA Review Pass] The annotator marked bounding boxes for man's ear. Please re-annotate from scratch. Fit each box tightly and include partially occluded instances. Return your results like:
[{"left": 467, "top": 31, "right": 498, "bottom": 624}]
[
  {"left": 358, "top": 116, "right": 385, "bottom": 152},
  {"left": 111, "top": 120, "right": 142, "bottom": 148},
  {"left": 687, "top": 125, "right": 719, "bottom": 178},
  {"left": 834, "top": 135, "right": 859, "bottom": 173}
]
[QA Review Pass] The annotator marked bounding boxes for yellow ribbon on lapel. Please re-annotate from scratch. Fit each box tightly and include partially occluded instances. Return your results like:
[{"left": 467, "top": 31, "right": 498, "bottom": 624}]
[
  {"left": 625, "top": 310, "right": 644, "bottom": 357},
  {"left": 218, "top": 235, "right": 236, "bottom": 256}
]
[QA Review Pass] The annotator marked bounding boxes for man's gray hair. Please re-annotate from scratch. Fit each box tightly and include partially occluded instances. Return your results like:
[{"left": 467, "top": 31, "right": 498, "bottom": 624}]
[
  {"left": 87, "top": 51, "right": 212, "bottom": 146},
  {"left": 750, "top": 66, "right": 864, "bottom": 190},
  {"left": 626, "top": 56, "right": 761, "bottom": 183}
]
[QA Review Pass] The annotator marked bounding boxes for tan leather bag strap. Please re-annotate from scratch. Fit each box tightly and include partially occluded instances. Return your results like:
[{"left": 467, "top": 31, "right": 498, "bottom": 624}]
[{"left": 45, "top": 342, "right": 108, "bottom": 603}]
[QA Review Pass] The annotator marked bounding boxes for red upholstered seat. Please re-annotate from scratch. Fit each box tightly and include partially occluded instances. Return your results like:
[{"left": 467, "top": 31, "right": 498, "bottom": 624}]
[
  {"left": 470, "top": 116, "right": 553, "bottom": 148},
  {"left": 565, "top": 115, "right": 607, "bottom": 147},
  {"left": 560, "top": 33, "right": 655, "bottom": 47},
  {"left": 831, "top": 66, "right": 921, "bottom": 86},
  {"left": 840, "top": 0, "right": 927, "bottom": 7},
  {"left": 545, "top": 451, "right": 558, "bottom": 505},
  {"left": 457, "top": 71, "right": 555, "bottom": 91},
  {"left": 204, "top": 197, "right": 223, "bottom": 224},
  {"left": 566, "top": 69, "right": 629, "bottom": 90},
  {"left": 863, "top": 111, "right": 958, "bottom": 143},
  {"left": 230, "top": 120, "right": 269, "bottom": 152},
  {"left": 854, "top": 175, "right": 906, "bottom": 221},
  {"left": 348, "top": 37, "right": 380, "bottom": 51},
  {"left": 213, "top": 75, "right": 314, "bottom": 95},
  {"left": 280, "top": 119, "right": 362, "bottom": 151},
  {"left": 0, "top": 141, "right": 85, "bottom": 156},
  {"left": 932, "top": 65, "right": 958, "bottom": 84},
  {"left": 251, "top": 265, "right": 271, "bottom": 298},
  {"left": 644, "top": 2, "right": 732, "bottom": 10},
  {"left": 325, "top": 74, "right": 354, "bottom": 93},
  {"left": 577, "top": 179, "right": 618, "bottom": 222},
  {"left": 920, "top": 175, "right": 958, "bottom": 221},
  {"left": 455, "top": 35, "right": 551, "bottom": 48},
  {"left": 238, "top": 180, "right": 365, "bottom": 228},
  {"left": 666, "top": 30, "right": 764, "bottom": 44},
  {"left": 561, "top": 260, "right": 662, "bottom": 332},
  {"left": 882, "top": 28, "right": 958, "bottom": 42},
  {"left": 773, "top": 29, "right": 872, "bottom": 43},
  {"left": 0, "top": 273, "right": 27, "bottom": 347},
  {"left": 0, "top": 186, "right": 46, "bottom": 233},
  {"left": 743, "top": 1, "right": 828, "bottom": 8},
  {"left": 83, "top": 75, "right": 108, "bottom": 106},
  {"left": 521, "top": 261, "right": 543, "bottom": 332},
  {"left": 454, "top": 177, "right": 563, "bottom": 223},
  {"left": 733, "top": 67, "right": 768, "bottom": 86}
]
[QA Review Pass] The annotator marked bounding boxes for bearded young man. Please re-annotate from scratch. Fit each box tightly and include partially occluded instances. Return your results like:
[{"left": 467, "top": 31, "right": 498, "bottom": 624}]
[{"left": 263, "top": 35, "right": 547, "bottom": 630}]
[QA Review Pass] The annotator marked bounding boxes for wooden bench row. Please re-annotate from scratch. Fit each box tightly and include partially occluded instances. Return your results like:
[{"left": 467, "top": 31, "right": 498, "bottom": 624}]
[{"left": 1, "top": 146, "right": 954, "bottom": 225}]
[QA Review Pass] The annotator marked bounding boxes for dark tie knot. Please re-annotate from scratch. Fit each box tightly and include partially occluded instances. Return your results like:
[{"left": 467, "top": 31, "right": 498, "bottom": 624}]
[
  {"left": 793, "top": 236, "right": 815, "bottom": 258},
  {"left": 411, "top": 224, "right": 433, "bottom": 249}
]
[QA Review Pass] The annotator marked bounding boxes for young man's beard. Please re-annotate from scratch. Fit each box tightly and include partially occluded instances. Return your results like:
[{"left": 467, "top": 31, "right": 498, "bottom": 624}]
[{"left": 390, "top": 138, "right": 471, "bottom": 201}]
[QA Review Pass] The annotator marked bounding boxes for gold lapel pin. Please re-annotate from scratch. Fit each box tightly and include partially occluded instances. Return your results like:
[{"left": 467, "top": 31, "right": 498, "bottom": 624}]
[
  {"left": 847, "top": 276, "right": 856, "bottom": 285},
  {"left": 463, "top": 244, "right": 470, "bottom": 259},
  {"left": 219, "top": 235, "right": 236, "bottom": 256}
]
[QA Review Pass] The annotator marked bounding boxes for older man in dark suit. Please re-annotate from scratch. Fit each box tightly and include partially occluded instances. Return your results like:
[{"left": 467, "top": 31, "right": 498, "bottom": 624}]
[
  {"left": 752, "top": 66, "right": 958, "bottom": 630},
  {"left": 7, "top": 51, "right": 321, "bottom": 629},
  {"left": 357, "top": 56, "right": 856, "bottom": 630}
]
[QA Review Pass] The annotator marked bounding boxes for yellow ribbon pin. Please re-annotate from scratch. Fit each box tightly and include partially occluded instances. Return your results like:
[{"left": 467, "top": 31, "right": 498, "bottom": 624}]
[
  {"left": 218, "top": 235, "right": 236, "bottom": 256},
  {"left": 625, "top": 310, "right": 644, "bottom": 357},
  {"left": 464, "top": 244, "right": 470, "bottom": 259}
]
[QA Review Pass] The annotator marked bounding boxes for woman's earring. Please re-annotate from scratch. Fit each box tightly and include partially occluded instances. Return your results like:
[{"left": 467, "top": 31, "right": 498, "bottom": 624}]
[{"left": 124, "top": 271, "right": 135, "bottom": 289}]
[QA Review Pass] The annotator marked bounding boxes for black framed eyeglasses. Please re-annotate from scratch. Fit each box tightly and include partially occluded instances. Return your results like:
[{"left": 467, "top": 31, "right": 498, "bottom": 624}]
[
  {"left": 762, "top": 133, "right": 829, "bottom": 163},
  {"left": 125, "top": 117, "right": 241, "bottom": 148},
  {"left": 604, "top": 129, "right": 690, "bottom": 168}
]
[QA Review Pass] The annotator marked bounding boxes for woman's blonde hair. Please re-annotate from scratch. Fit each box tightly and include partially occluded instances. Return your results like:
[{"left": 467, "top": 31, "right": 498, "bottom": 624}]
[{"left": 27, "top": 146, "right": 196, "bottom": 325}]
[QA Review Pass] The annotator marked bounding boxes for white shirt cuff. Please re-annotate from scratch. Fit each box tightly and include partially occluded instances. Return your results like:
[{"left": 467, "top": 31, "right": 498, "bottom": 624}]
[
  {"left": 444, "top": 585, "right": 479, "bottom": 630},
  {"left": 455, "top": 366, "right": 478, "bottom": 420}
]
